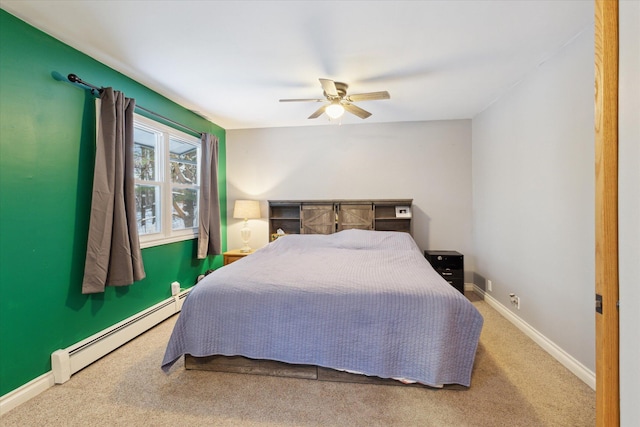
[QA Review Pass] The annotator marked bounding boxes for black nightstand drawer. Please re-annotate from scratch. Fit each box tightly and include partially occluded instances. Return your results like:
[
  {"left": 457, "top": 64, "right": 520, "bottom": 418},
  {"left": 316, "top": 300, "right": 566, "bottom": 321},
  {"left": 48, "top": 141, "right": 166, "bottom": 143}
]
[
  {"left": 436, "top": 268, "right": 462, "bottom": 278},
  {"left": 424, "top": 250, "right": 464, "bottom": 294},
  {"left": 428, "top": 254, "right": 462, "bottom": 270}
]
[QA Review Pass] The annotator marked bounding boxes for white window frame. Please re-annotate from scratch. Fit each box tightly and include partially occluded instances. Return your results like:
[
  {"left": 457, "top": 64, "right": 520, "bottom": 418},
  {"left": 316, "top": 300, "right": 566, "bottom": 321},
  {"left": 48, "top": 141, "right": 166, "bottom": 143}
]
[{"left": 134, "top": 114, "right": 201, "bottom": 248}]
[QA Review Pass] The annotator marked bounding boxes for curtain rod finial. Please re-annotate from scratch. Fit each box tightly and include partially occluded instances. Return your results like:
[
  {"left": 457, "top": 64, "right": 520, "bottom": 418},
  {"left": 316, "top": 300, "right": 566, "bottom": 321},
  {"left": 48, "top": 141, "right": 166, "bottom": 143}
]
[{"left": 51, "top": 71, "right": 66, "bottom": 82}]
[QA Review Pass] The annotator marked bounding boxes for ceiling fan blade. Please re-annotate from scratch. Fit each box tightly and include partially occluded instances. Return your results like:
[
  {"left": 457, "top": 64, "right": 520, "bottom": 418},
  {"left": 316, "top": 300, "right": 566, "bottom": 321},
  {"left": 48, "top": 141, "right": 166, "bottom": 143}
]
[
  {"left": 279, "top": 98, "right": 324, "bottom": 102},
  {"left": 319, "top": 78, "right": 339, "bottom": 97},
  {"left": 347, "top": 91, "right": 390, "bottom": 102},
  {"left": 343, "top": 103, "right": 372, "bottom": 119},
  {"left": 308, "top": 105, "right": 327, "bottom": 119}
]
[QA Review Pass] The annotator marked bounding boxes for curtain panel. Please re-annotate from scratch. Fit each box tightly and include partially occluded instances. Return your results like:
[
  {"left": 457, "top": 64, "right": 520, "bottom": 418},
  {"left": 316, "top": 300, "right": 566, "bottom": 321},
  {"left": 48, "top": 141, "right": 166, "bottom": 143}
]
[
  {"left": 197, "top": 133, "right": 222, "bottom": 259},
  {"left": 82, "top": 88, "right": 145, "bottom": 294}
]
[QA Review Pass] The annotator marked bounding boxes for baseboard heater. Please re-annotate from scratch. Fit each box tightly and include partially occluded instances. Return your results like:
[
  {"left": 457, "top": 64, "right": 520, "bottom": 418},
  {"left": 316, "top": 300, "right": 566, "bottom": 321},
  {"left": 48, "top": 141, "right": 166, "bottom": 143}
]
[{"left": 51, "top": 289, "right": 190, "bottom": 384}]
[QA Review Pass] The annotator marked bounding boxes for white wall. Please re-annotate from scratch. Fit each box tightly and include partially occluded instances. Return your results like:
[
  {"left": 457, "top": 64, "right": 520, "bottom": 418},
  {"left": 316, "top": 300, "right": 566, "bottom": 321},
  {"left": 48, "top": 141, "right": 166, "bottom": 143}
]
[
  {"left": 471, "top": 25, "right": 595, "bottom": 373},
  {"left": 226, "top": 120, "right": 474, "bottom": 277},
  {"left": 619, "top": 1, "right": 640, "bottom": 425}
]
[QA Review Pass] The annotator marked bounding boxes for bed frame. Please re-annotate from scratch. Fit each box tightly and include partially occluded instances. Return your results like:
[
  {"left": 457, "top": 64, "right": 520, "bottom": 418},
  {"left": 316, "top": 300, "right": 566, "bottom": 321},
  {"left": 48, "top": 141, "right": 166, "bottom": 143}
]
[{"left": 184, "top": 354, "right": 461, "bottom": 389}]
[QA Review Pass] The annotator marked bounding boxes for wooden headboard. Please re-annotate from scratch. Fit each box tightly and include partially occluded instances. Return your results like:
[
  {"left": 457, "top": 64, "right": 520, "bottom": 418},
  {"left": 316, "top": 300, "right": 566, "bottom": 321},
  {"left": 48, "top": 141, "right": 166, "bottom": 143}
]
[{"left": 268, "top": 199, "right": 412, "bottom": 240}]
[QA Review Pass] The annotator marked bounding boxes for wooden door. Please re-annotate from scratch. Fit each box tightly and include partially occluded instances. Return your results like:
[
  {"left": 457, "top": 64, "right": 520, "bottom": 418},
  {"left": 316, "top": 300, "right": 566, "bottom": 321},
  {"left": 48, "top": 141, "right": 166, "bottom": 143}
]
[
  {"left": 594, "top": 0, "right": 619, "bottom": 425},
  {"left": 337, "top": 203, "right": 374, "bottom": 231},
  {"left": 301, "top": 204, "right": 335, "bottom": 234}
]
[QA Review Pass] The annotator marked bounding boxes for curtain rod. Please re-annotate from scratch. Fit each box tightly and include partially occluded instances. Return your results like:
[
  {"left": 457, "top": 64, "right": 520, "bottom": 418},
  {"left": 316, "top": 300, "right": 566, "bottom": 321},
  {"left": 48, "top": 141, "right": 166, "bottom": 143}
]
[{"left": 66, "top": 74, "right": 204, "bottom": 136}]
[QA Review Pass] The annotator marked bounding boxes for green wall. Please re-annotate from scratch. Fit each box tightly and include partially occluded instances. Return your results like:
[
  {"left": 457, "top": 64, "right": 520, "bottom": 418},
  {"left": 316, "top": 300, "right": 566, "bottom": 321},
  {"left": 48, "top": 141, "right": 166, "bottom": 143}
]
[{"left": 0, "top": 9, "right": 226, "bottom": 396}]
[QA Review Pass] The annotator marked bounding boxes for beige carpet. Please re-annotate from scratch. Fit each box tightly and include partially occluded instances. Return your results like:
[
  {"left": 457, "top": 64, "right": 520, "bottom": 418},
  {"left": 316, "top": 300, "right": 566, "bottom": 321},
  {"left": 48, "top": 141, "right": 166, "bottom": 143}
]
[{"left": 1, "top": 292, "right": 595, "bottom": 426}]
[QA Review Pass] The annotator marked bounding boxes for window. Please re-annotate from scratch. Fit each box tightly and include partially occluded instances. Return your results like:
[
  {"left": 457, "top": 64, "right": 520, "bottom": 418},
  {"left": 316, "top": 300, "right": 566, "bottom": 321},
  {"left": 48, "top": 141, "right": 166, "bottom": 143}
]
[{"left": 133, "top": 115, "right": 201, "bottom": 247}]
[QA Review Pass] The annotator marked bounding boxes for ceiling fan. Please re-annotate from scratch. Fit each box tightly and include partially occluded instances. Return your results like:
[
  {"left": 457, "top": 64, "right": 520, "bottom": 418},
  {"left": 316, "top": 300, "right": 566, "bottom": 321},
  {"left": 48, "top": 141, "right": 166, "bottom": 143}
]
[{"left": 279, "top": 78, "right": 390, "bottom": 120}]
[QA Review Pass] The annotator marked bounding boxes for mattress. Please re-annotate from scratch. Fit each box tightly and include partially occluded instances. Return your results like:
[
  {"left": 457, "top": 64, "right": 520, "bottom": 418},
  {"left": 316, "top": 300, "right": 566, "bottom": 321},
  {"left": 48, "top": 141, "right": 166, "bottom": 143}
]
[{"left": 161, "top": 229, "right": 483, "bottom": 387}]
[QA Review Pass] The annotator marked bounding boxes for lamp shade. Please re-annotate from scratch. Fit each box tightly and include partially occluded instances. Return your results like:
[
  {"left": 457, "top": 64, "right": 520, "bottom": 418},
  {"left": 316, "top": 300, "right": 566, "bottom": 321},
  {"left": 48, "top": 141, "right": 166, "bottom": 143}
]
[{"left": 233, "top": 200, "right": 261, "bottom": 220}]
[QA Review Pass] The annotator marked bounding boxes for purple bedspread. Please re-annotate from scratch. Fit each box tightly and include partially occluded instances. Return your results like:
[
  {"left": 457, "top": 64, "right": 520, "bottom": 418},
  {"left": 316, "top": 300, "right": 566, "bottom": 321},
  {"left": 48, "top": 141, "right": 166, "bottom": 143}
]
[{"left": 162, "top": 229, "right": 483, "bottom": 387}]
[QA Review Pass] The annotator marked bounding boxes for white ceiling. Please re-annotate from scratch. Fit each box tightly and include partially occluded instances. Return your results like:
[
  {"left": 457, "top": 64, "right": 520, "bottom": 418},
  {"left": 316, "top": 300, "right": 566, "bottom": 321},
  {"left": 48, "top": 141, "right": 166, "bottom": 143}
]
[{"left": 1, "top": 1, "right": 593, "bottom": 130}]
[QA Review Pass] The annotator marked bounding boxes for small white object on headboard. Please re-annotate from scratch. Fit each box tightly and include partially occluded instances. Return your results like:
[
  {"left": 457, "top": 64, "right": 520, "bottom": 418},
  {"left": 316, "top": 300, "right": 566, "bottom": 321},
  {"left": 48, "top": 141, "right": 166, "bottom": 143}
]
[{"left": 395, "top": 206, "right": 412, "bottom": 218}]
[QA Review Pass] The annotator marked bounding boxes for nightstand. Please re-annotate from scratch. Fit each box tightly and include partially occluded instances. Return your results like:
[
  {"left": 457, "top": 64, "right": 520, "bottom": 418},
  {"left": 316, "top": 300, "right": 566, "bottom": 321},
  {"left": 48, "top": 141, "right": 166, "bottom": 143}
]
[
  {"left": 223, "top": 249, "right": 254, "bottom": 265},
  {"left": 424, "top": 250, "right": 464, "bottom": 294}
]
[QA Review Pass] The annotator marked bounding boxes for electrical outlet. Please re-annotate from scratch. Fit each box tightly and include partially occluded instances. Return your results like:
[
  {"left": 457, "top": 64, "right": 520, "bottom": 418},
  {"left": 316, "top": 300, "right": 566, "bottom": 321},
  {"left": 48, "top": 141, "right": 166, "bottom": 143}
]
[
  {"left": 171, "top": 281, "right": 180, "bottom": 296},
  {"left": 487, "top": 279, "right": 492, "bottom": 292},
  {"left": 509, "top": 293, "right": 520, "bottom": 309}
]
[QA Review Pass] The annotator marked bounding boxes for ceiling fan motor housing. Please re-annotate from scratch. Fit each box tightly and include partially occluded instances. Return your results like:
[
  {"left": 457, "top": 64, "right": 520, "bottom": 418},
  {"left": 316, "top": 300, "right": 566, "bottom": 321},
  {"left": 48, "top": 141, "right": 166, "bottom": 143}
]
[{"left": 325, "top": 82, "right": 348, "bottom": 100}]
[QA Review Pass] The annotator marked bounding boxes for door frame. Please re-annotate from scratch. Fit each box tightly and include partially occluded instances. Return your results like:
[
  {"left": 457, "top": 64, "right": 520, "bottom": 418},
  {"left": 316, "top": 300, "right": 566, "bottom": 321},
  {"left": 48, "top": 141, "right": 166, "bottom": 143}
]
[{"left": 594, "top": 0, "right": 619, "bottom": 425}]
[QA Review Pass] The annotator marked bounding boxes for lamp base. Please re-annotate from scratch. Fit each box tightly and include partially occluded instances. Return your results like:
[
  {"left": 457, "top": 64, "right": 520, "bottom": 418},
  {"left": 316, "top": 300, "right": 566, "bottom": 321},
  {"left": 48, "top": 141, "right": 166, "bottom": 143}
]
[{"left": 240, "top": 220, "right": 252, "bottom": 253}]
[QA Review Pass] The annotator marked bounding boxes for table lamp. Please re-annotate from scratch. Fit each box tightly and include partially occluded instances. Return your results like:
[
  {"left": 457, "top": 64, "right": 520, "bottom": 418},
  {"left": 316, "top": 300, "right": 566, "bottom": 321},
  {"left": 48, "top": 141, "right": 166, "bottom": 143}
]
[{"left": 233, "top": 200, "right": 261, "bottom": 252}]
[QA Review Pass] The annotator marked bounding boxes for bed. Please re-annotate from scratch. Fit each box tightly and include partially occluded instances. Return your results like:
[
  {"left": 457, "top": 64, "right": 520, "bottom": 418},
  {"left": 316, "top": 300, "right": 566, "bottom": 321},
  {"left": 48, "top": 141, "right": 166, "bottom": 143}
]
[{"left": 161, "top": 229, "right": 483, "bottom": 387}]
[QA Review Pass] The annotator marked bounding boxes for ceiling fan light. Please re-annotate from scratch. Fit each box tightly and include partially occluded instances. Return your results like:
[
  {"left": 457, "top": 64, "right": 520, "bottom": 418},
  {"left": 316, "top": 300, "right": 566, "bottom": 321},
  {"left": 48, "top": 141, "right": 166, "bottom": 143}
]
[{"left": 325, "top": 103, "right": 345, "bottom": 119}]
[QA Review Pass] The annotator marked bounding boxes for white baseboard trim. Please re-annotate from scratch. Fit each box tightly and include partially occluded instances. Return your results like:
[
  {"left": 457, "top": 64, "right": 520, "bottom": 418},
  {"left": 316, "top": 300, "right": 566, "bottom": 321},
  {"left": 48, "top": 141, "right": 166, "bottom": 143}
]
[
  {"left": 473, "top": 284, "right": 595, "bottom": 390},
  {"left": 0, "top": 372, "right": 55, "bottom": 416},
  {"left": 0, "top": 289, "right": 190, "bottom": 415}
]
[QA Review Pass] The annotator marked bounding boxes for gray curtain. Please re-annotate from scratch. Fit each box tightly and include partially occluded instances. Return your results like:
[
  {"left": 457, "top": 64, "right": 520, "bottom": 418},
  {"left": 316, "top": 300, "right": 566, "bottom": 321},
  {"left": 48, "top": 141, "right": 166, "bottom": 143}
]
[
  {"left": 197, "top": 133, "right": 222, "bottom": 259},
  {"left": 82, "top": 88, "right": 145, "bottom": 294}
]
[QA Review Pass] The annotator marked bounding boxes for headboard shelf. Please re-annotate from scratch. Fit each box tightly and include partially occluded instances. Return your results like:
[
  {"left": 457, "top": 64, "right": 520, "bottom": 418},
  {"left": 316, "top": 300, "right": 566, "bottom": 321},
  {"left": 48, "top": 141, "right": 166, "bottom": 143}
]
[{"left": 268, "top": 199, "right": 412, "bottom": 239}]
